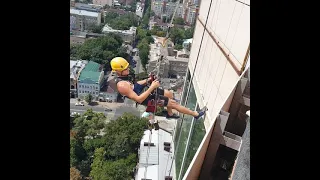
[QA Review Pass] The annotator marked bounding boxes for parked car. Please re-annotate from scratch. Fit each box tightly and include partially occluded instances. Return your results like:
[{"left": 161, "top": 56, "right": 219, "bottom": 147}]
[
  {"left": 70, "top": 112, "right": 80, "bottom": 117},
  {"left": 104, "top": 108, "right": 112, "bottom": 112},
  {"left": 75, "top": 102, "right": 84, "bottom": 106}
]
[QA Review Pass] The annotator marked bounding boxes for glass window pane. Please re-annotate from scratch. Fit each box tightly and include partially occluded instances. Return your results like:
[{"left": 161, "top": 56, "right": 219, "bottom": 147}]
[
  {"left": 181, "top": 105, "right": 206, "bottom": 178},
  {"left": 175, "top": 82, "right": 197, "bottom": 179}
]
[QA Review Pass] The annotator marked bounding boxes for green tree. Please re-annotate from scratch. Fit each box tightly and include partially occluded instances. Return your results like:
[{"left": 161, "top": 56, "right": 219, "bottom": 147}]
[
  {"left": 102, "top": 50, "right": 115, "bottom": 61},
  {"left": 103, "top": 154, "right": 137, "bottom": 180},
  {"left": 173, "top": 17, "right": 185, "bottom": 25},
  {"left": 102, "top": 113, "right": 146, "bottom": 159},
  {"left": 85, "top": 93, "right": 93, "bottom": 104},
  {"left": 156, "top": 31, "right": 166, "bottom": 37},
  {"left": 174, "top": 44, "right": 183, "bottom": 50},
  {"left": 169, "top": 27, "right": 185, "bottom": 45},
  {"left": 105, "top": 12, "right": 139, "bottom": 30},
  {"left": 139, "top": 49, "right": 149, "bottom": 69},
  {"left": 88, "top": 24, "right": 104, "bottom": 33},
  {"left": 184, "top": 26, "right": 195, "bottom": 39},
  {"left": 70, "top": 138, "right": 86, "bottom": 167},
  {"left": 90, "top": 148, "right": 106, "bottom": 180}
]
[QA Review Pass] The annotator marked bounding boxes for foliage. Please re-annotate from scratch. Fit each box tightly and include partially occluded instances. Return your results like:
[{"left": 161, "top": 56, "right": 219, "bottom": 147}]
[
  {"left": 73, "top": 109, "right": 106, "bottom": 139},
  {"left": 104, "top": 12, "right": 139, "bottom": 30},
  {"left": 88, "top": 24, "right": 104, "bottom": 33},
  {"left": 70, "top": 34, "right": 127, "bottom": 67},
  {"left": 102, "top": 113, "right": 147, "bottom": 159},
  {"left": 90, "top": 148, "right": 137, "bottom": 180},
  {"left": 173, "top": 17, "right": 185, "bottom": 25},
  {"left": 155, "top": 106, "right": 166, "bottom": 116},
  {"left": 174, "top": 44, "right": 183, "bottom": 50},
  {"left": 70, "top": 111, "right": 146, "bottom": 179},
  {"left": 150, "top": 26, "right": 166, "bottom": 37},
  {"left": 169, "top": 27, "right": 185, "bottom": 45},
  {"left": 135, "top": 72, "right": 148, "bottom": 81},
  {"left": 84, "top": 93, "right": 93, "bottom": 104},
  {"left": 184, "top": 26, "right": 195, "bottom": 39}
]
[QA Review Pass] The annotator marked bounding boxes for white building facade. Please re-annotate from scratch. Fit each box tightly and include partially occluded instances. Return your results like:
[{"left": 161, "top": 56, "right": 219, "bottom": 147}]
[{"left": 167, "top": 0, "right": 250, "bottom": 179}]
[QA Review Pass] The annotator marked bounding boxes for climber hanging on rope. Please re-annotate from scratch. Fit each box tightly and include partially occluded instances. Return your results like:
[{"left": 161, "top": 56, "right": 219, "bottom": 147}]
[{"left": 110, "top": 57, "right": 207, "bottom": 120}]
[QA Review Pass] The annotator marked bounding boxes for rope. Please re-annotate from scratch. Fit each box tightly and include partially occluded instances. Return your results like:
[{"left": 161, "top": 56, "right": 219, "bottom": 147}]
[{"left": 143, "top": 52, "right": 163, "bottom": 180}]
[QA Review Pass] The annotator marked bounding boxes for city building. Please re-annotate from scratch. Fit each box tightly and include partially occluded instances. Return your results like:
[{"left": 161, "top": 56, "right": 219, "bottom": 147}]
[
  {"left": 75, "top": 3, "right": 103, "bottom": 12},
  {"left": 135, "top": 129, "right": 174, "bottom": 180},
  {"left": 183, "top": 5, "right": 199, "bottom": 25},
  {"left": 77, "top": 61, "right": 104, "bottom": 99},
  {"left": 163, "top": 0, "right": 251, "bottom": 179},
  {"left": 92, "top": 0, "right": 113, "bottom": 7},
  {"left": 70, "top": 9, "right": 101, "bottom": 32},
  {"left": 99, "top": 72, "right": 119, "bottom": 102},
  {"left": 151, "top": 1, "right": 184, "bottom": 19},
  {"left": 149, "top": 16, "right": 170, "bottom": 31},
  {"left": 147, "top": 42, "right": 170, "bottom": 77},
  {"left": 104, "top": 8, "right": 129, "bottom": 15},
  {"left": 147, "top": 37, "right": 190, "bottom": 78},
  {"left": 70, "top": 60, "right": 87, "bottom": 90},
  {"left": 164, "top": 2, "right": 184, "bottom": 18},
  {"left": 167, "top": 56, "right": 189, "bottom": 77},
  {"left": 136, "top": 2, "right": 145, "bottom": 18},
  {"left": 182, "top": 38, "right": 192, "bottom": 51},
  {"left": 151, "top": 1, "right": 164, "bottom": 17},
  {"left": 102, "top": 25, "right": 137, "bottom": 43}
]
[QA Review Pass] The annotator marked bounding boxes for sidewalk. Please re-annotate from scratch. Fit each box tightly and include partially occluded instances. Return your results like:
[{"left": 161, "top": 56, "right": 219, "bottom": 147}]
[{"left": 70, "top": 98, "right": 122, "bottom": 109}]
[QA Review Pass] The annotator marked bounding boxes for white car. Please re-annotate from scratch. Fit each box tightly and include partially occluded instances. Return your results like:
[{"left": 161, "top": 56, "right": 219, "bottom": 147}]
[
  {"left": 75, "top": 102, "right": 84, "bottom": 106},
  {"left": 70, "top": 112, "right": 80, "bottom": 117}
]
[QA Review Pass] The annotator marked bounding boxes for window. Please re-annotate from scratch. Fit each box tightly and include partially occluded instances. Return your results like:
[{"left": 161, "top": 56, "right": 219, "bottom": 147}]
[{"left": 143, "top": 142, "right": 155, "bottom": 146}]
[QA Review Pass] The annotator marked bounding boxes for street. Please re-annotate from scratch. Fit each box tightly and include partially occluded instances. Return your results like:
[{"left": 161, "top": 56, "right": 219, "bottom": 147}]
[
  {"left": 133, "top": 55, "right": 144, "bottom": 74},
  {"left": 70, "top": 101, "right": 144, "bottom": 120}
]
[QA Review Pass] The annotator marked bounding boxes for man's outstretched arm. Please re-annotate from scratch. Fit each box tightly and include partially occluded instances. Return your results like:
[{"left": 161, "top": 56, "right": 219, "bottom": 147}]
[
  {"left": 136, "top": 77, "right": 151, "bottom": 86},
  {"left": 117, "top": 80, "right": 160, "bottom": 104}
]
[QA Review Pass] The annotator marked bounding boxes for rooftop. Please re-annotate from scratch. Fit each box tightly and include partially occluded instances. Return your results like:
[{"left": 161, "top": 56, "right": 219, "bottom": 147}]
[
  {"left": 167, "top": 56, "right": 189, "bottom": 62},
  {"left": 70, "top": 8, "right": 100, "bottom": 17},
  {"left": 78, "top": 61, "right": 102, "bottom": 83},
  {"left": 78, "top": 71, "right": 101, "bottom": 83},
  {"left": 82, "top": 61, "right": 100, "bottom": 72},
  {"left": 136, "top": 129, "right": 173, "bottom": 180},
  {"left": 102, "top": 25, "right": 136, "bottom": 35},
  {"left": 70, "top": 60, "right": 77, "bottom": 69}
]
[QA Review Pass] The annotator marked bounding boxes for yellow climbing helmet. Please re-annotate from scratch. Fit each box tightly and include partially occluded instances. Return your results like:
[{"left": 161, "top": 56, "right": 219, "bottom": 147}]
[{"left": 110, "top": 57, "right": 129, "bottom": 71}]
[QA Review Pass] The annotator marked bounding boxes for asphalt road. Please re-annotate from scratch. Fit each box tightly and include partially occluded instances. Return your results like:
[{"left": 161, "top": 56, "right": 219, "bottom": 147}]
[
  {"left": 133, "top": 55, "right": 144, "bottom": 74},
  {"left": 70, "top": 102, "right": 143, "bottom": 120}
]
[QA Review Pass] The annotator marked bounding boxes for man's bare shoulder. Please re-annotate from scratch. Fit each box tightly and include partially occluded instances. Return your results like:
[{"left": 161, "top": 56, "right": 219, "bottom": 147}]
[{"left": 117, "top": 81, "right": 131, "bottom": 96}]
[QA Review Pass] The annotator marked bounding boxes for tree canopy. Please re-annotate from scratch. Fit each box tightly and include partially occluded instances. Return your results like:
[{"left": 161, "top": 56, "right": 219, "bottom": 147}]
[
  {"left": 104, "top": 12, "right": 139, "bottom": 30},
  {"left": 70, "top": 34, "right": 130, "bottom": 68},
  {"left": 70, "top": 110, "right": 147, "bottom": 179}
]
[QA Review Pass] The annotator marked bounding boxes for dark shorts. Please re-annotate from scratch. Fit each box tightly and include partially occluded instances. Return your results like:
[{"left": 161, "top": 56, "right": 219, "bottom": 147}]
[{"left": 141, "top": 88, "right": 169, "bottom": 107}]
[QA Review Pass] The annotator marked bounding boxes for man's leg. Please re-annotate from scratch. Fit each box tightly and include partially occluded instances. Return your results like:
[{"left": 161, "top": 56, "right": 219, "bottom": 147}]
[
  {"left": 166, "top": 99, "right": 207, "bottom": 119},
  {"left": 158, "top": 96, "right": 207, "bottom": 119},
  {"left": 156, "top": 89, "right": 175, "bottom": 116}
]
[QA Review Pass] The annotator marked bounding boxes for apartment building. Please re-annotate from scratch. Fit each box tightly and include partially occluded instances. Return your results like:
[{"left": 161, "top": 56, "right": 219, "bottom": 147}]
[
  {"left": 102, "top": 25, "right": 137, "bottom": 43},
  {"left": 70, "top": 9, "right": 101, "bottom": 31}
]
